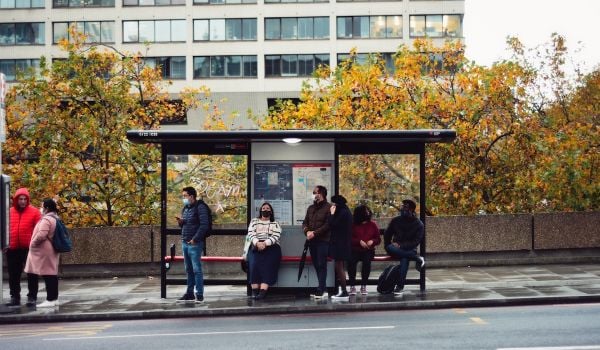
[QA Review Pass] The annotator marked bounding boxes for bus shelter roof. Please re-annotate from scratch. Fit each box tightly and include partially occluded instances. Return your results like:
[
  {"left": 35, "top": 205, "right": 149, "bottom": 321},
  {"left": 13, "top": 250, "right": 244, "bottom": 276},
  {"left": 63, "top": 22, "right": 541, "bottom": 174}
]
[{"left": 126, "top": 129, "right": 456, "bottom": 145}]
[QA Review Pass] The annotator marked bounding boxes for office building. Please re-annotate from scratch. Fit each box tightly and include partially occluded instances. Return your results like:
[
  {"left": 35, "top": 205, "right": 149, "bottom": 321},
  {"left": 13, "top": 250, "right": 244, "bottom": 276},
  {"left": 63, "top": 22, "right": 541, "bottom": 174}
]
[{"left": 1, "top": 0, "right": 464, "bottom": 128}]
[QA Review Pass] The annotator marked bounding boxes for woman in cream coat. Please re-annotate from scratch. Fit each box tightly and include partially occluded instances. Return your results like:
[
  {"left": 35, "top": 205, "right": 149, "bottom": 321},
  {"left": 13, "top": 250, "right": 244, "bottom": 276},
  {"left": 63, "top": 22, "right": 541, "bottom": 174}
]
[{"left": 24, "top": 198, "right": 60, "bottom": 308}]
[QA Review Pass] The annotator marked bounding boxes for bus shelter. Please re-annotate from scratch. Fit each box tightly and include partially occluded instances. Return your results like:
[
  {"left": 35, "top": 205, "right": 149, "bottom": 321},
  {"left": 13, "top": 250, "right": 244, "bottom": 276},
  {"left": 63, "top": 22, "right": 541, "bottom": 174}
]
[{"left": 127, "top": 129, "right": 456, "bottom": 298}]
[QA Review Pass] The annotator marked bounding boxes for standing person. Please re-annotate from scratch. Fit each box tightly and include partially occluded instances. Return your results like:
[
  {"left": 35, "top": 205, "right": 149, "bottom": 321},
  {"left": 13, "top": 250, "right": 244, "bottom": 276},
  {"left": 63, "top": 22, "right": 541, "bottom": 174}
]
[
  {"left": 24, "top": 198, "right": 60, "bottom": 308},
  {"left": 348, "top": 204, "right": 381, "bottom": 296},
  {"left": 246, "top": 202, "right": 282, "bottom": 300},
  {"left": 302, "top": 185, "right": 331, "bottom": 299},
  {"left": 328, "top": 195, "right": 353, "bottom": 301},
  {"left": 383, "top": 199, "right": 426, "bottom": 297},
  {"left": 4, "top": 188, "right": 42, "bottom": 307},
  {"left": 175, "top": 186, "right": 210, "bottom": 303}
]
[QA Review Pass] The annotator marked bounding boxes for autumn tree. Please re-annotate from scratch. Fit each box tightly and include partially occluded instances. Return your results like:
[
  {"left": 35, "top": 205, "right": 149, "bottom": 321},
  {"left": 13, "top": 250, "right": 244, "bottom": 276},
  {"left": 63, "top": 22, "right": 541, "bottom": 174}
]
[
  {"left": 510, "top": 35, "right": 599, "bottom": 211},
  {"left": 259, "top": 37, "right": 598, "bottom": 215},
  {"left": 3, "top": 30, "right": 220, "bottom": 226}
]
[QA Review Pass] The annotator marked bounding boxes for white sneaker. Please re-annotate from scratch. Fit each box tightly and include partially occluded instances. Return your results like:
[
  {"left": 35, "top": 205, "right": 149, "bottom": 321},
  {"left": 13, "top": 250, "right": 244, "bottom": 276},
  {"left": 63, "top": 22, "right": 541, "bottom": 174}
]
[
  {"left": 416, "top": 256, "right": 426, "bottom": 272},
  {"left": 331, "top": 291, "right": 349, "bottom": 301},
  {"left": 37, "top": 300, "right": 58, "bottom": 308},
  {"left": 311, "top": 290, "right": 325, "bottom": 299}
]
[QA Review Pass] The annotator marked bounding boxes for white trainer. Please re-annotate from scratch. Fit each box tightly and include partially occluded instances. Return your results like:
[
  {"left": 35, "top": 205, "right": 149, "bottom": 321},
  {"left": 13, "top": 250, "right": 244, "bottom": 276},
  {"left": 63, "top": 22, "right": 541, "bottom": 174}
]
[{"left": 37, "top": 300, "right": 58, "bottom": 308}]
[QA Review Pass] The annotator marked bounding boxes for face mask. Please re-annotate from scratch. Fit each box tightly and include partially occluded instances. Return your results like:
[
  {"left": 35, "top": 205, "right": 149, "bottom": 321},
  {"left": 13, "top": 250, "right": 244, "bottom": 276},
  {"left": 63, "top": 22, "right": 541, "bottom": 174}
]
[
  {"left": 260, "top": 210, "right": 271, "bottom": 218},
  {"left": 400, "top": 209, "right": 412, "bottom": 218},
  {"left": 311, "top": 194, "right": 317, "bottom": 201},
  {"left": 183, "top": 198, "right": 189, "bottom": 206}
]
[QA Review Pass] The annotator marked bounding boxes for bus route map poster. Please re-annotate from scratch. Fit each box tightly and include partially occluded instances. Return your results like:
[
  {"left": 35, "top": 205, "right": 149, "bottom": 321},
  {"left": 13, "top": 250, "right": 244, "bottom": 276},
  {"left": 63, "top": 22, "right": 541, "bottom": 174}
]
[
  {"left": 292, "top": 163, "right": 332, "bottom": 225},
  {"left": 253, "top": 162, "right": 332, "bottom": 226}
]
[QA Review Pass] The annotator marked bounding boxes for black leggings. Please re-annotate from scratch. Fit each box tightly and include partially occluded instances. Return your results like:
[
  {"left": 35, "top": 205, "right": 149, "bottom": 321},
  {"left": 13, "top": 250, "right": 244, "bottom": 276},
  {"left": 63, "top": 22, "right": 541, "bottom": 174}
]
[
  {"left": 28, "top": 274, "right": 59, "bottom": 301},
  {"left": 347, "top": 250, "right": 374, "bottom": 286}
]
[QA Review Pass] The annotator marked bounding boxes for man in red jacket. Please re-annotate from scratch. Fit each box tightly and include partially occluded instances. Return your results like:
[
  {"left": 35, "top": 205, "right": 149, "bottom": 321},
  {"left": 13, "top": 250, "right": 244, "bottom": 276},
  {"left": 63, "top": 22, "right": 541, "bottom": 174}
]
[{"left": 4, "top": 188, "right": 42, "bottom": 307}]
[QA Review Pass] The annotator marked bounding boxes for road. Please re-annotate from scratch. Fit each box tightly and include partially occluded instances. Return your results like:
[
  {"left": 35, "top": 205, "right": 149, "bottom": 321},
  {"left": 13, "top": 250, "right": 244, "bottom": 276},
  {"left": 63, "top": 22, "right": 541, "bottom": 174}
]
[{"left": 1, "top": 303, "right": 599, "bottom": 349}]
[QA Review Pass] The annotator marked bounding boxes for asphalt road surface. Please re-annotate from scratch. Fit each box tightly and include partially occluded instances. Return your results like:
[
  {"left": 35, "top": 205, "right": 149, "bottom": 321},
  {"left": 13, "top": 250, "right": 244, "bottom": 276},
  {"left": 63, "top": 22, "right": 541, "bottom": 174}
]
[{"left": 1, "top": 303, "right": 600, "bottom": 350}]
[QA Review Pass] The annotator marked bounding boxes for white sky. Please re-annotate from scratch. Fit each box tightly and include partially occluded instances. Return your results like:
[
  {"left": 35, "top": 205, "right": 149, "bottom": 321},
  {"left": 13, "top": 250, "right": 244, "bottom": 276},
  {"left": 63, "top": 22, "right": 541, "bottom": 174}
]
[{"left": 464, "top": 0, "right": 600, "bottom": 72}]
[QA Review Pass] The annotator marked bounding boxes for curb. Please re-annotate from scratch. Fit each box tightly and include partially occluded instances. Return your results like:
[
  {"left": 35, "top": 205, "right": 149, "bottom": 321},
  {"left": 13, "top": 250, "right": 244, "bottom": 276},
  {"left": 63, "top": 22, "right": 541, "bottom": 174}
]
[{"left": 2, "top": 295, "right": 600, "bottom": 325}]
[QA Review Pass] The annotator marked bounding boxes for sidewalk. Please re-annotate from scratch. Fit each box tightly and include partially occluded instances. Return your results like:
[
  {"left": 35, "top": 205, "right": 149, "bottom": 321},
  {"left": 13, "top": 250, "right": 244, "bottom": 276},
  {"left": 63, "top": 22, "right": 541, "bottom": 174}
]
[{"left": 2, "top": 263, "right": 600, "bottom": 324}]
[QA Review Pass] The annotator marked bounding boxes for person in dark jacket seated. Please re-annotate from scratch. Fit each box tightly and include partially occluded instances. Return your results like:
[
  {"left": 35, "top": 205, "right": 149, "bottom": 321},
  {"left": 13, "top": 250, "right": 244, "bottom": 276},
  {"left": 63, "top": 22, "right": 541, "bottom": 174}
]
[{"left": 383, "top": 199, "right": 426, "bottom": 297}]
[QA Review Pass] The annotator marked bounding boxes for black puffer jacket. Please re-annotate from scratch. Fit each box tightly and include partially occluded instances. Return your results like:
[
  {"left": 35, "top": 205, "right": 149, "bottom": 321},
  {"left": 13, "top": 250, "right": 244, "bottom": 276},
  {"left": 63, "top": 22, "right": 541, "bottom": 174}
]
[{"left": 383, "top": 216, "right": 424, "bottom": 250}]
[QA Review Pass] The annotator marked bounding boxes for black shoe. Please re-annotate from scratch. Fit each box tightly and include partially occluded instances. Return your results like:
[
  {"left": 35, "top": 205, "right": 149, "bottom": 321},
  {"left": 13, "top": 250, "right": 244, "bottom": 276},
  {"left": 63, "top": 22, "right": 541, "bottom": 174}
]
[
  {"left": 5, "top": 297, "right": 20, "bottom": 307},
  {"left": 393, "top": 286, "right": 404, "bottom": 297},
  {"left": 416, "top": 256, "right": 426, "bottom": 272},
  {"left": 251, "top": 288, "right": 259, "bottom": 298},
  {"left": 331, "top": 290, "right": 349, "bottom": 301},
  {"left": 254, "top": 289, "right": 267, "bottom": 300},
  {"left": 25, "top": 297, "right": 37, "bottom": 307},
  {"left": 176, "top": 294, "right": 194, "bottom": 303},
  {"left": 195, "top": 295, "right": 204, "bottom": 303}
]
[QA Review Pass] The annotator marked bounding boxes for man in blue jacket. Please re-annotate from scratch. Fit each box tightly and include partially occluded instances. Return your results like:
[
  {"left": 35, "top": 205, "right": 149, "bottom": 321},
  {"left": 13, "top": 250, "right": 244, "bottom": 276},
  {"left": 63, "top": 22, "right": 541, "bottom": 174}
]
[
  {"left": 383, "top": 199, "right": 426, "bottom": 297},
  {"left": 175, "top": 186, "right": 210, "bottom": 303}
]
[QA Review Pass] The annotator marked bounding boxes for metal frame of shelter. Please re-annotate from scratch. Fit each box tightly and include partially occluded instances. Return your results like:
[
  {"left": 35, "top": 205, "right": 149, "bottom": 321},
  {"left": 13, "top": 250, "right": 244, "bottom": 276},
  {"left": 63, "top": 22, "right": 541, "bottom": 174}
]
[{"left": 127, "top": 129, "right": 456, "bottom": 298}]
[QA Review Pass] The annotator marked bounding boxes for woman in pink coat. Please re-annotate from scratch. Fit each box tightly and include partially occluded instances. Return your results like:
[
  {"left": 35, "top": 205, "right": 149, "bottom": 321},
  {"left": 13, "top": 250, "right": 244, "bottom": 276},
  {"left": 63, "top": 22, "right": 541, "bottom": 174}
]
[{"left": 24, "top": 198, "right": 60, "bottom": 308}]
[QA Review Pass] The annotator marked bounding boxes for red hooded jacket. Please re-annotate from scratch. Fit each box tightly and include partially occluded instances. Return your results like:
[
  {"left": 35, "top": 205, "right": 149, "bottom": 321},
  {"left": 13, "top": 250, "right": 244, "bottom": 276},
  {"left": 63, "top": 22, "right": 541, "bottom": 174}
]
[{"left": 9, "top": 188, "right": 42, "bottom": 249}]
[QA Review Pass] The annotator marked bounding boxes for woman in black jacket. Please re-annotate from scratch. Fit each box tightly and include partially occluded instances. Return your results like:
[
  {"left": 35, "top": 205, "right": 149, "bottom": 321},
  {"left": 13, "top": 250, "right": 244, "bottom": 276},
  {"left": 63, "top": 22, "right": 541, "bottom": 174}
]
[{"left": 328, "top": 194, "right": 353, "bottom": 300}]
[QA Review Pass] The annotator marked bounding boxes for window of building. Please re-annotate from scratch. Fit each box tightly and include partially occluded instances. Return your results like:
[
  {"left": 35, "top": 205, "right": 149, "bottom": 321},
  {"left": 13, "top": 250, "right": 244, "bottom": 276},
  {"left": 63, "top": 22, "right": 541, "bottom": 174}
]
[
  {"left": 53, "top": 21, "right": 115, "bottom": 44},
  {"left": 267, "top": 97, "right": 300, "bottom": 109},
  {"left": 123, "top": 0, "right": 184, "bottom": 5},
  {"left": 265, "top": 17, "right": 329, "bottom": 40},
  {"left": 410, "top": 14, "right": 462, "bottom": 38},
  {"left": 337, "top": 52, "right": 395, "bottom": 73},
  {"left": 419, "top": 52, "right": 460, "bottom": 74},
  {"left": 193, "top": 55, "right": 257, "bottom": 78},
  {"left": 193, "top": 19, "right": 257, "bottom": 41},
  {"left": 143, "top": 56, "right": 186, "bottom": 79},
  {"left": 123, "top": 20, "right": 186, "bottom": 43},
  {"left": 443, "top": 14, "right": 462, "bottom": 37},
  {"left": 0, "top": 22, "right": 44, "bottom": 45},
  {"left": 337, "top": 15, "right": 401, "bottom": 39},
  {"left": 265, "top": 54, "right": 329, "bottom": 77},
  {"left": 0, "top": 0, "right": 44, "bottom": 8},
  {"left": 0, "top": 59, "right": 41, "bottom": 81},
  {"left": 193, "top": 0, "right": 256, "bottom": 4},
  {"left": 53, "top": 0, "right": 114, "bottom": 7}
]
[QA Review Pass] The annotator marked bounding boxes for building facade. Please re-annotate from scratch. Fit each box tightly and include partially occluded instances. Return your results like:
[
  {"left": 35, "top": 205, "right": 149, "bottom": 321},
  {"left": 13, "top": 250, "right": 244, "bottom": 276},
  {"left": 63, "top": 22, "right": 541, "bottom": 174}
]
[{"left": 1, "top": 0, "right": 464, "bottom": 128}]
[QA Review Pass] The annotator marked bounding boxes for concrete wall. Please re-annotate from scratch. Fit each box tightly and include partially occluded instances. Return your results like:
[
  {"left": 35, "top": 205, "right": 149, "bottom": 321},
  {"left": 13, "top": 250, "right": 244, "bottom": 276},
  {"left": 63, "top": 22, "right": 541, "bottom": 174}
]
[
  {"left": 61, "top": 226, "right": 157, "bottom": 265},
  {"left": 55, "top": 211, "right": 599, "bottom": 266},
  {"left": 426, "top": 214, "right": 532, "bottom": 253},
  {"left": 534, "top": 211, "right": 600, "bottom": 249}
]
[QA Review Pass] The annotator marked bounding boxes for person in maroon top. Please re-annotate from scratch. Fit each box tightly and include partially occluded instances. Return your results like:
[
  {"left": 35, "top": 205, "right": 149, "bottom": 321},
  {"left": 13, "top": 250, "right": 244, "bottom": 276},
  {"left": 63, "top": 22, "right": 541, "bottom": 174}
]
[
  {"left": 348, "top": 205, "right": 381, "bottom": 295},
  {"left": 5, "top": 188, "right": 42, "bottom": 307}
]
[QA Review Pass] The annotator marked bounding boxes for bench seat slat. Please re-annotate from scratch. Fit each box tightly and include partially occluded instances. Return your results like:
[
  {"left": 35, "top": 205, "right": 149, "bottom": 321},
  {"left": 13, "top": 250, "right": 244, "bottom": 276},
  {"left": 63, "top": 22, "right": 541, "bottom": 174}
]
[{"left": 164, "top": 255, "right": 398, "bottom": 263}]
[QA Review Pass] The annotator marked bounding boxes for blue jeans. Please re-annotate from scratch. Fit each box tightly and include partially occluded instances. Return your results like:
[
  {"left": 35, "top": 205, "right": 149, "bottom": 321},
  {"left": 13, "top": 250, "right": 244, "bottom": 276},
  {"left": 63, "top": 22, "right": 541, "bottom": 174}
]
[
  {"left": 309, "top": 240, "right": 329, "bottom": 293},
  {"left": 182, "top": 241, "right": 204, "bottom": 297},
  {"left": 385, "top": 244, "right": 419, "bottom": 290}
]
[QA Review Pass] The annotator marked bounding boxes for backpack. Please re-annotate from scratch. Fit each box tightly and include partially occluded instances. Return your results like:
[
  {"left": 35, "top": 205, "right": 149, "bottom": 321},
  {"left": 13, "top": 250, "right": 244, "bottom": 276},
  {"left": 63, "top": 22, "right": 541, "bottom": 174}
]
[
  {"left": 197, "top": 199, "right": 213, "bottom": 239},
  {"left": 52, "top": 219, "right": 73, "bottom": 253},
  {"left": 377, "top": 264, "right": 402, "bottom": 294}
]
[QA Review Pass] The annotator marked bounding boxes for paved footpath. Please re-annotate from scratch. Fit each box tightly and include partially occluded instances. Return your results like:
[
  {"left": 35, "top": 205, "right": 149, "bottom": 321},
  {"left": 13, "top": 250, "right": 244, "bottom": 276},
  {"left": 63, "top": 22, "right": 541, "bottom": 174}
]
[{"left": 2, "top": 263, "right": 600, "bottom": 324}]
